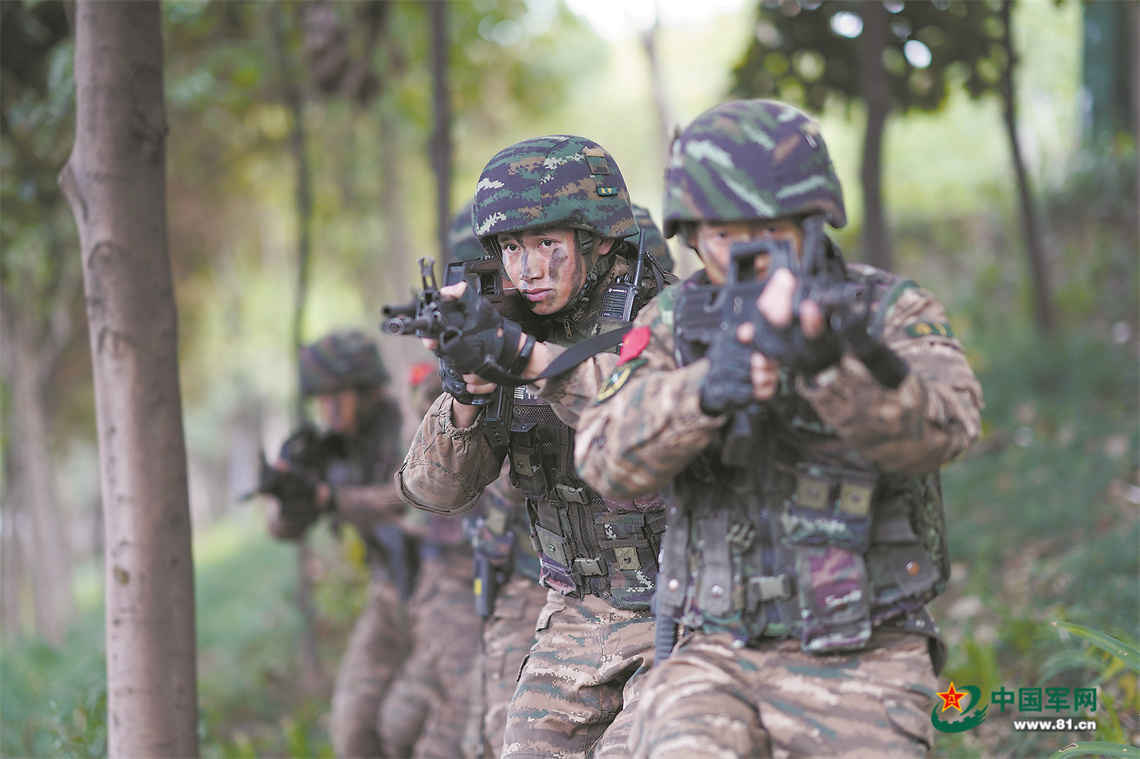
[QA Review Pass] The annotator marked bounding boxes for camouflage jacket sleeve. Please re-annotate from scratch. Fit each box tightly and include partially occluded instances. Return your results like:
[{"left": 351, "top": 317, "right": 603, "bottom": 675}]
[
  {"left": 575, "top": 288, "right": 731, "bottom": 500},
  {"left": 396, "top": 392, "right": 505, "bottom": 515},
  {"left": 795, "top": 281, "right": 984, "bottom": 474}
]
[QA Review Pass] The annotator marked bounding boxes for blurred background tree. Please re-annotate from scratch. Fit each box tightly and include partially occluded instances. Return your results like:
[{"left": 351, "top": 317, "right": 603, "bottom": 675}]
[
  {"left": 730, "top": 0, "right": 1058, "bottom": 334},
  {"left": 1, "top": 0, "right": 1135, "bottom": 756}
]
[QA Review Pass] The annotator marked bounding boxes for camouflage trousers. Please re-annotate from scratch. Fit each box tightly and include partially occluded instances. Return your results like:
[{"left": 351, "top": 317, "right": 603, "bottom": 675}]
[
  {"left": 462, "top": 574, "right": 551, "bottom": 759},
  {"left": 630, "top": 628, "right": 939, "bottom": 759},
  {"left": 501, "top": 589, "right": 656, "bottom": 759},
  {"left": 379, "top": 549, "right": 482, "bottom": 758},
  {"left": 329, "top": 577, "right": 410, "bottom": 759}
]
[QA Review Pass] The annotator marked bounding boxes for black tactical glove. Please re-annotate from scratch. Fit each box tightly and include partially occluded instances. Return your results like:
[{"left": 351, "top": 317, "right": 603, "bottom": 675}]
[
  {"left": 434, "top": 284, "right": 531, "bottom": 383},
  {"left": 781, "top": 322, "right": 843, "bottom": 377},
  {"left": 438, "top": 357, "right": 476, "bottom": 405},
  {"left": 749, "top": 285, "right": 843, "bottom": 378},
  {"left": 699, "top": 329, "right": 756, "bottom": 416}
]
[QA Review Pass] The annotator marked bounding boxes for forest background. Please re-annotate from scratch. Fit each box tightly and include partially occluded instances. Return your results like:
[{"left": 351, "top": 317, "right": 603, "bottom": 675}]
[{"left": 0, "top": 0, "right": 1137, "bottom": 757}]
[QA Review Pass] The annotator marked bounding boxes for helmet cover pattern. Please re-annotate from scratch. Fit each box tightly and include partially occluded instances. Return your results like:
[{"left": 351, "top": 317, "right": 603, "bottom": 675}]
[
  {"left": 447, "top": 198, "right": 486, "bottom": 265},
  {"left": 299, "top": 329, "right": 389, "bottom": 395},
  {"left": 662, "top": 99, "right": 846, "bottom": 238},
  {"left": 472, "top": 135, "right": 638, "bottom": 255}
]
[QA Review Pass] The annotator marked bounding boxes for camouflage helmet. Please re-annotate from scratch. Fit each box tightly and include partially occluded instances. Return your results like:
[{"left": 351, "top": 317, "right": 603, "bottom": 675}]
[
  {"left": 631, "top": 203, "right": 675, "bottom": 273},
  {"left": 663, "top": 99, "right": 846, "bottom": 239},
  {"left": 299, "top": 329, "right": 389, "bottom": 395},
  {"left": 472, "top": 135, "right": 639, "bottom": 256},
  {"left": 447, "top": 198, "right": 486, "bottom": 265}
]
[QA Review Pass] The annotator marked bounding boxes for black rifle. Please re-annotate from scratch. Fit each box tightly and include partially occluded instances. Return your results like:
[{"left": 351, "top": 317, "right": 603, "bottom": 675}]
[
  {"left": 244, "top": 425, "right": 347, "bottom": 524},
  {"left": 382, "top": 248, "right": 654, "bottom": 454},
  {"left": 676, "top": 216, "right": 909, "bottom": 389}
]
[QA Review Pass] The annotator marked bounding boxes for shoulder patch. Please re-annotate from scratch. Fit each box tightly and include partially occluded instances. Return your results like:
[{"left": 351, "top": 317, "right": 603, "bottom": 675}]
[
  {"left": 618, "top": 326, "right": 651, "bottom": 363},
  {"left": 905, "top": 321, "right": 955, "bottom": 339},
  {"left": 595, "top": 358, "right": 647, "bottom": 404}
]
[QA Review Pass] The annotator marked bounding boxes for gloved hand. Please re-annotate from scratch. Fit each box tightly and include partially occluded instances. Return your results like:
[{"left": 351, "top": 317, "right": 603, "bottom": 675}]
[
  {"left": 438, "top": 357, "right": 475, "bottom": 404},
  {"left": 699, "top": 329, "right": 755, "bottom": 416},
  {"left": 782, "top": 319, "right": 843, "bottom": 376},
  {"left": 434, "top": 284, "right": 528, "bottom": 382}
]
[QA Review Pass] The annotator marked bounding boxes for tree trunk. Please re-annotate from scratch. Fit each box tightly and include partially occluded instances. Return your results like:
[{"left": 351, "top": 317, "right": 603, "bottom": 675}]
[
  {"left": 640, "top": 11, "right": 675, "bottom": 168},
  {"left": 0, "top": 286, "right": 74, "bottom": 645},
  {"left": 428, "top": 0, "right": 452, "bottom": 259},
  {"left": 999, "top": 0, "right": 1055, "bottom": 335},
  {"left": 58, "top": 2, "right": 199, "bottom": 756},
  {"left": 270, "top": 1, "right": 324, "bottom": 686},
  {"left": 859, "top": 1, "right": 893, "bottom": 271}
]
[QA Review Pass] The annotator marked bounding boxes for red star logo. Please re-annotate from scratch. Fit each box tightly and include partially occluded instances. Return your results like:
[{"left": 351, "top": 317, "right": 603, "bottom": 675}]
[{"left": 937, "top": 682, "right": 967, "bottom": 712}]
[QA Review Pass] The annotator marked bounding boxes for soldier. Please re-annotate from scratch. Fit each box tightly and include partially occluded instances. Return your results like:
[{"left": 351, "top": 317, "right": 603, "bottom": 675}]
[
  {"left": 451, "top": 200, "right": 678, "bottom": 759},
  {"left": 396, "top": 135, "right": 677, "bottom": 758},
  {"left": 377, "top": 363, "right": 483, "bottom": 759},
  {"left": 575, "top": 99, "right": 985, "bottom": 758},
  {"left": 263, "top": 329, "right": 412, "bottom": 758}
]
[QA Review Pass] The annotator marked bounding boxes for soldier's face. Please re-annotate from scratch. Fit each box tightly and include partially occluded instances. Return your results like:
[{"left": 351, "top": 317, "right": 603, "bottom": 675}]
[
  {"left": 696, "top": 219, "right": 804, "bottom": 285},
  {"left": 316, "top": 389, "right": 358, "bottom": 434},
  {"left": 498, "top": 228, "right": 613, "bottom": 315}
]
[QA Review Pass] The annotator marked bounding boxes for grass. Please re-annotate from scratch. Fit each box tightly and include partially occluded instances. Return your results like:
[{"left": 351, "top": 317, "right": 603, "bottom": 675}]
[{"left": 0, "top": 510, "right": 364, "bottom": 759}]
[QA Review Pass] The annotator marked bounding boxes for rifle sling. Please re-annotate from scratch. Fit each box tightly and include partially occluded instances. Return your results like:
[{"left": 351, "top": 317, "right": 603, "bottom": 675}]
[{"left": 479, "top": 325, "right": 633, "bottom": 388}]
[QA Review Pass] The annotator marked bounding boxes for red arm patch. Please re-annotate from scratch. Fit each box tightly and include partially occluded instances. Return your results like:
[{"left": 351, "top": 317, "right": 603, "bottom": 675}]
[{"left": 618, "top": 326, "right": 651, "bottom": 364}]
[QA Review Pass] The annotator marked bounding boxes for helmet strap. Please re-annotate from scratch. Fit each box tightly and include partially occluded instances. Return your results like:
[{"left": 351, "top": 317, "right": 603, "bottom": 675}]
[{"left": 553, "top": 231, "right": 616, "bottom": 322}]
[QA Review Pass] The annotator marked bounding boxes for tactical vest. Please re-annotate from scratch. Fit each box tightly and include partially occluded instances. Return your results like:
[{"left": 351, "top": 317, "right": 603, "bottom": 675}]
[
  {"left": 656, "top": 267, "right": 950, "bottom": 652},
  {"left": 466, "top": 485, "right": 542, "bottom": 583},
  {"left": 503, "top": 256, "right": 671, "bottom": 611},
  {"left": 510, "top": 381, "right": 666, "bottom": 611}
]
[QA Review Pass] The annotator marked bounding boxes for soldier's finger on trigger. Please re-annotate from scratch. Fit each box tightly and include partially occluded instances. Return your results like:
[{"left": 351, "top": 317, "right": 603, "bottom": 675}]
[
  {"left": 439, "top": 281, "right": 467, "bottom": 300},
  {"left": 800, "top": 299, "right": 824, "bottom": 339},
  {"left": 736, "top": 321, "right": 756, "bottom": 344},
  {"left": 757, "top": 269, "right": 797, "bottom": 328}
]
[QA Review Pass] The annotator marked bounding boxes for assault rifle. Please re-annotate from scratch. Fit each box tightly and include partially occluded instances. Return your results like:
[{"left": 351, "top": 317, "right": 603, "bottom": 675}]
[
  {"left": 381, "top": 237, "right": 656, "bottom": 455},
  {"left": 246, "top": 425, "right": 421, "bottom": 599},
  {"left": 676, "top": 215, "right": 909, "bottom": 389},
  {"left": 381, "top": 256, "right": 531, "bottom": 415},
  {"left": 381, "top": 256, "right": 536, "bottom": 343},
  {"left": 244, "top": 425, "right": 347, "bottom": 524}
]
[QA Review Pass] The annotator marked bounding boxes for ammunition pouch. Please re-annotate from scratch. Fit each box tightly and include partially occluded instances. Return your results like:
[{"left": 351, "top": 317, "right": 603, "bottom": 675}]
[{"left": 527, "top": 495, "right": 666, "bottom": 611}]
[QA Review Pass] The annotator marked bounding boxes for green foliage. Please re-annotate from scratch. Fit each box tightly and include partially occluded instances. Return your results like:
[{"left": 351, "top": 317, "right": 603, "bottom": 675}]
[
  {"left": 0, "top": 515, "right": 359, "bottom": 758},
  {"left": 47, "top": 690, "right": 106, "bottom": 759},
  {"left": 1052, "top": 623, "right": 1139, "bottom": 676},
  {"left": 0, "top": 627, "right": 106, "bottom": 758},
  {"left": 730, "top": 0, "right": 1010, "bottom": 113}
]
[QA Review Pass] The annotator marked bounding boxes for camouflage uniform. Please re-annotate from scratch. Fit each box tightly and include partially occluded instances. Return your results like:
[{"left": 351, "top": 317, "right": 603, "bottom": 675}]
[
  {"left": 574, "top": 101, "right": 985, "bottom": 758},
  {"left": 377, "top": 365, "right": 483, "bottom": 759},
  {"left": 378, "top": 515, "right": 481, "bottom": 759},
  {"left": 398, "top": 136, "right": 676, "bottom": 759},
  {"left": 268, "top": 330, "right": 413, "bottom": 759},
  {"left": 461, "top": 471, "right": 549, "bottom": 759},
  {"left": 456, "top": 198, "right": 679, "bottom": 759}
]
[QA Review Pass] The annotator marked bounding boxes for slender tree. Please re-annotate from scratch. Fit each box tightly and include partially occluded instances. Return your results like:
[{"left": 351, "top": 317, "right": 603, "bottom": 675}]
[
  {"left": 58, "top": 2, "right": 199, "bottom": 755},
  {"left": 996, "top": 0, "right": 1054, "bottom": 335},
  {"left": 270, "top": 1, "right": 322, "bottom": 685},
  {"left": 0, "top": 0, "right": 80, "bottom": 644},
  {"left": 429, "top": 0, "right": 453, "bottom": 259}
]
